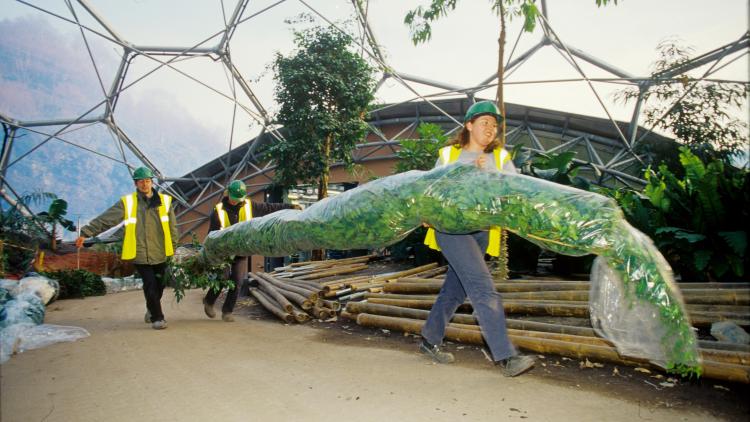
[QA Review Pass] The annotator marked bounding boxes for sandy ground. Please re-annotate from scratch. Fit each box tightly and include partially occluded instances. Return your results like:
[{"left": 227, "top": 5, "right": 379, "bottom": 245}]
[{"left": 0, "top": 289, "right": 741, "bottom": 422}]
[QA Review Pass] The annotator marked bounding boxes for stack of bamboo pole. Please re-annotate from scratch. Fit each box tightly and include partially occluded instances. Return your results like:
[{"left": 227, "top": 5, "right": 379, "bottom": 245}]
[
  {"left": 248, "top": 271, "right": 338, "bottom": 323},
  {"left": 270, "top": 255, "right": 376, "bottom": 280},
  {"left": 317, "top": 263, "right": 446, "bottom": 300},
  {"left": 380, "top": 280, "right": 750, "bottom": 327},
  {"left": 342, "top": 276, "right": 750, "bottom": 383}
]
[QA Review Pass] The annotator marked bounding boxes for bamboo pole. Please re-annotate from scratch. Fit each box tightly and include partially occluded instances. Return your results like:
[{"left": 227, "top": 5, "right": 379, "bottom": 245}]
[
  {"left": 249, "top": 288, "right": 295, "bottom": 323},
  {"left": 281, "top": 277, "right": 325, "bottom": 291},
  {"left": 683, "top": 290, "right": 750, "bottom": 305},
  {"left": 349, "top": 301, "right": 750, "bottom": 353},
  {"left": 272, "top": 254, "right": 375, "bottom": 272},
  {"left": 312, "top": 304, "right": 332, "bottom": 320},
  {"left": 408, "top": 265, "right": 448, "bottom": 279},
  {"left": 345, "top": 302, "right": 596, "bottom": 336},
  {"left": 320, "top": 275, "right": 371, "bottom": 288},
  {"left": 364, "top": 297, "right": 590, "bottom": 317},
  {"left": 255, "top": 272, "right": 319, "bottom": 302},
  {"left": 363, "top": 292, "right": 439, "bottom": 300},
  {"left": 292, "top": 308, "right": 310, "bottom": 323},
  {"left": 354, "top": 313, "right": 750, "bottom": 383},
  {"left": 296, "top": 263, "right": 369, "bottom": 280},
  {"left": 291, "top": 264, "right": 374, "bottom": 280},
  {"left": 251, "top": 273, "right": 312, "bottom": 310},
  {"left": 254, "top": 277, "right": 294, "bottom": 313},
  {"left": 320, "top": 299, "right": 341, "bottom": 312},
  {"left": 383, "top": 282, "right": 592, "bottom": 294},
  {"left": 366, "top": 263, "right": 439, "bottom": 284},
  {"left": 405, "top": 288, "right": 750, "bottom": 305}
]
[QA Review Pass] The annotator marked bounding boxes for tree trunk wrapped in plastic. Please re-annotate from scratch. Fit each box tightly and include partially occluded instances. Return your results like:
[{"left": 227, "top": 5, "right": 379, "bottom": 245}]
[{"left": 201, "top": 164, "right": 700, "bottom": 376}]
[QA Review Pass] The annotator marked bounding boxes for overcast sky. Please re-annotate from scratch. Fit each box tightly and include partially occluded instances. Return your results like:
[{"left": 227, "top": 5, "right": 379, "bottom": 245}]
[{"left": 1, "top": 0, "right": 748, "bottom": 206}]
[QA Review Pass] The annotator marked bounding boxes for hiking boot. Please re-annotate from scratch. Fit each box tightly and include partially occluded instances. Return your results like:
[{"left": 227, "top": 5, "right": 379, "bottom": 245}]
[
  {"left": 203, "top": 298, "right": 216, "bottom": 319},
  {"left": 222, "top": 313, "right": 235, "bottom": 322},
  {"left": 419, "top": 340, "right": 455, "bottom": 364},
  {"left": 144, "top": 310, "right": 151, "bottom": 323},
  {"left": 152, "top": 320, "right": 168, "bottom": 330},
  {"left": 499, "top": 355, "right": 535, "bottom": 377}
]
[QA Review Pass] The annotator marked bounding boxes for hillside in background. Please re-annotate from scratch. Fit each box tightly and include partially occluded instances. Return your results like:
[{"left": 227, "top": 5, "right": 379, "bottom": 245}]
[{"left": 1, "top": 16, "right": 226, "bottom": 234}]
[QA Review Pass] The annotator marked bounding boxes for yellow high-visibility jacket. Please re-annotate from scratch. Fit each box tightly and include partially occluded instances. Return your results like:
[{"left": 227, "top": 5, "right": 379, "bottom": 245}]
[
  {"left": 423, "top": 145, "right": 510, "bottom": 257},
  {"left": 215, "top": 199, "right": 253, "bottom": 229},
  {"left": 121, "top": 192, "right": 174, "bottom": 260}
]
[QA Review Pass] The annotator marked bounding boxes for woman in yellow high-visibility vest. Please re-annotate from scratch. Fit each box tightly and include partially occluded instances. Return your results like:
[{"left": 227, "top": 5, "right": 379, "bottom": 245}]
[{"left": 418, "top": 101, "right": 535, "bottom": 377}]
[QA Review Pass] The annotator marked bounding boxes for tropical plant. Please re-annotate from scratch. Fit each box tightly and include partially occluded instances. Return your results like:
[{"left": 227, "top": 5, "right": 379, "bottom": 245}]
[
  {"left": 36, "top": 198, "right": 76, "bottom": 251},
  {"left": 605, "top": 147, "right": 748, "bottom": 282},
  {"left": 513, "top": 146, "right": 600, "bottom": 190},
  {"left": 614, "top": 39, "right": 749, "bottom": 164},
  {"left": 394, "top": 122, "right": 448, "bottom": 173},
  {"left": 269, "top": 24, "right": 376, "bottom": 200},
  {"left": 1, "top": 191, "right": 57, "bottom": 276}
]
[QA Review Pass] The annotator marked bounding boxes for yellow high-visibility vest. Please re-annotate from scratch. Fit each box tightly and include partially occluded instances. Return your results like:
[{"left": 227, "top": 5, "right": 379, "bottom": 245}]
[
  {"left": 423, "top": 145, "right": 510, "bottom": 257},
  {"left": 215, "top": 199, "right": 253, "bottom": 229},
  {"left": 121, "top": 192, "right": 174, "bottom": 260}
]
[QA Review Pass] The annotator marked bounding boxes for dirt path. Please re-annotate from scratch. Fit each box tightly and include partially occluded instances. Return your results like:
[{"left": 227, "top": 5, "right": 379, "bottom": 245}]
[{"left": 0, "top": 290, "right": 738, "bottom": 421}]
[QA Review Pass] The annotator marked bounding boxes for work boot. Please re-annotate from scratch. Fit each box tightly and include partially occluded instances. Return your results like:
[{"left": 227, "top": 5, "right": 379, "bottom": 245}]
[
  {"left": 222, "top": 312, "right": 235, "bottom": 322},
  {"left": 152, "top": 320, "right": 168, "bottom": 330},
  {"left": 144, "top": 310, "right": 151, "bottom": 323},
  {"left": 419, "top": 339, "right": 455, "bottom": 364},
  {"left": 499, "top": 355, "right": 535, "bottom": 377},
  {"left": 203, "top": 298, "right": 216, "bottom": 319}
]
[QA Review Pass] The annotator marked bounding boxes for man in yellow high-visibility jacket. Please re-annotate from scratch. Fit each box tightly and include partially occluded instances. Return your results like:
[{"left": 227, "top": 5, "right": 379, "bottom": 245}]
[
  {"left": 76, "top": 167, "right": 178, "bottom": 330},
  {"left": 202, "top": 180, "right": 299, "bottom": 322}
]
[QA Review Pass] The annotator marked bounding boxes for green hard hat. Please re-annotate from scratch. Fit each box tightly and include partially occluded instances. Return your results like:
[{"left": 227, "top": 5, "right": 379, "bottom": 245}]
[
  {"left": 132, "top": 167, "right": 154, "bottom": 180},
  {"left": 228, "top": 180, "right": 247, "bottom": 201},
  {"left": 464, "top": 101, "right": 503, "bottom": 123}
]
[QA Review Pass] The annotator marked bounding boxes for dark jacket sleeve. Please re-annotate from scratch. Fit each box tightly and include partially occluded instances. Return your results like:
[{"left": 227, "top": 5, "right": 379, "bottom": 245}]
[
  {"left": 208, "top": 208, "right": 221, "bottom": 232},
  {"left": 251, "top": 202, "right": 295, "bottom": 218}
]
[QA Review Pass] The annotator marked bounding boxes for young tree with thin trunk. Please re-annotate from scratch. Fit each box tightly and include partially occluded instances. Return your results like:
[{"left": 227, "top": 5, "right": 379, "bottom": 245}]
[{"left": 270, "top": 25, "right": 375, "bottom": 201}]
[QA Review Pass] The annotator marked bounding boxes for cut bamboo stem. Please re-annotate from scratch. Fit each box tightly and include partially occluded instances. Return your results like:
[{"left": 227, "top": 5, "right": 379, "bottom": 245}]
[
  {"left": 254, "top": 278, "right": 294, "bottom": 313},
  {"left": 249, "top": 288, "right": 295, "bottom": 323},
  {"left": 255, "top": 272, "right": 319, "bottom": 302},
  {"left": 355, "top": 313, "right": 750, "bottom": 383}
]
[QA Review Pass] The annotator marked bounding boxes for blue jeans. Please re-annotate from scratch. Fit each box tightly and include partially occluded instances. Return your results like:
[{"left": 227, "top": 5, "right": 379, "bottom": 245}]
[{"left": 421, "top": 231, "right": 517, "bottom": 361}]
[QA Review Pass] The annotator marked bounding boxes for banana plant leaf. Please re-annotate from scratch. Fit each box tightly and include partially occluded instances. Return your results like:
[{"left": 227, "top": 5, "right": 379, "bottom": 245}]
[{"left": 200, "top": 164, "right": 700, "bottom": 376}]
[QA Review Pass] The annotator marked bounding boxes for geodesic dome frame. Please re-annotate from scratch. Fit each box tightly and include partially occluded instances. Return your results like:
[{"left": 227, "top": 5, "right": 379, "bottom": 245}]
[{"left": 1, "top": 0, "right": 748, "bottom": 231}]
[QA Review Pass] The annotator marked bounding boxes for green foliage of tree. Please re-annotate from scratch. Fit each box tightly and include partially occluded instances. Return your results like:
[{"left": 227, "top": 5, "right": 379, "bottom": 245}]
[
  {"left": 269, "top": 25, "right": 376, "bottom": 200},
  {"left": 394, "top": 122, "right": 447, "bottom": 173},
  {"left": 615, "top": 39, "right": 749, "bottom": 164},
  {"left": 604, "top": 148, "right": 749, "bottom": 282}
]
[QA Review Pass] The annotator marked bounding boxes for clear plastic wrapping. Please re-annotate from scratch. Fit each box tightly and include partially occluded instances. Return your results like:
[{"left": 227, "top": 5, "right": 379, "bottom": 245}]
[
  {"left": 1, "top": 276, "right": 87, "bottom": 363},
  {"left": 200, "top": 164, "right": 699, "bottom": 374},
  {"left": 102, "top": 276, "right": 143, "bottom": 294},
  {"left": 1, "top": 323, "right": 90, "bottom": 363}
]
